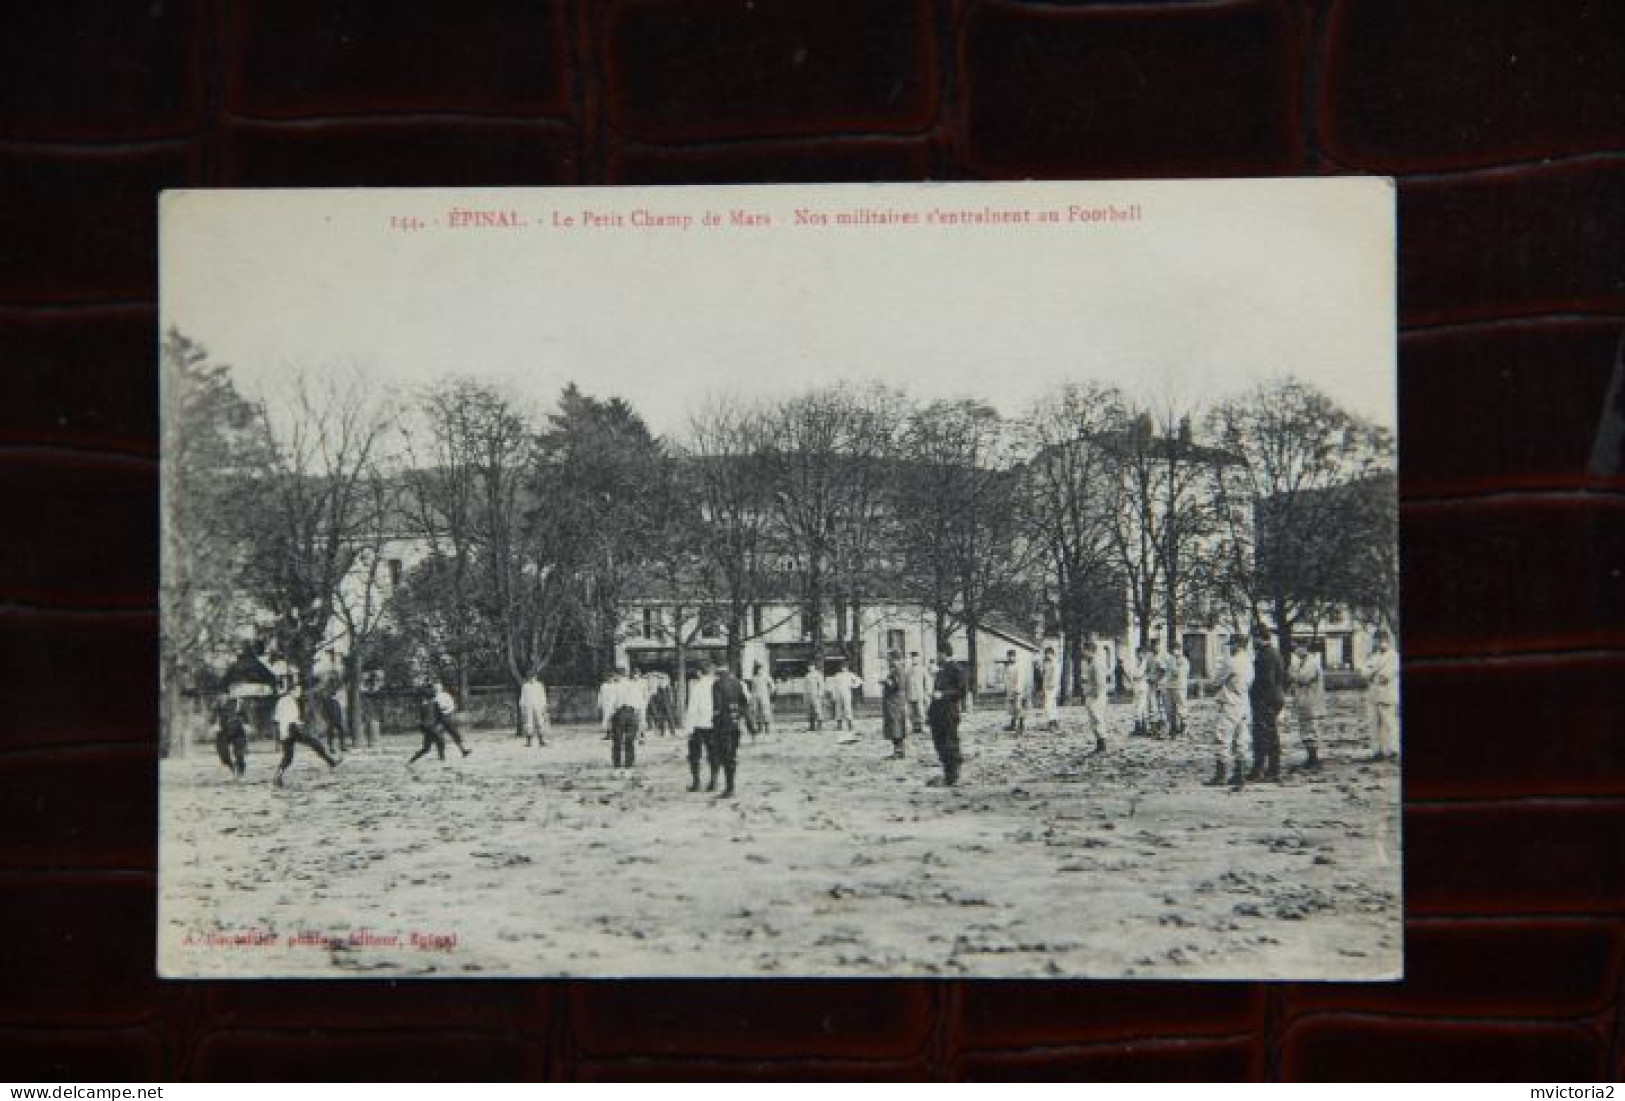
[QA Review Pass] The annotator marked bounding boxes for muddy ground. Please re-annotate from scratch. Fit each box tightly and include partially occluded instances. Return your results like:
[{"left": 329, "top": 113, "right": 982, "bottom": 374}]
[{"left": 159, "top": 696, "right": 1401, "bottom": 979}]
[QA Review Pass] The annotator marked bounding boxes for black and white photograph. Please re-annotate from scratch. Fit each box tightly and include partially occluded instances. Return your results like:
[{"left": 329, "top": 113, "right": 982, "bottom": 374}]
[{"left": 158, "top": 179, "right": 1400, "bottom": 979}]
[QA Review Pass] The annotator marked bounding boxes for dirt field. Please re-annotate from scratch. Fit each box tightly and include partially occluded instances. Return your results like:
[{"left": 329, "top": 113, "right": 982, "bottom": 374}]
[{"left": 159, "top": 696, "right": 1401, "bottom": 979}]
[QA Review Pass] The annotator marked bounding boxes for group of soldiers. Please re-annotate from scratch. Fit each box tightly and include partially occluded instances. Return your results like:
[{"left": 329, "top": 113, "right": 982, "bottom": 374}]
[
  {"left": 213, "top": 678, "right": 472, "bottom": 788},
  {"left": 212, "top": 680, "right": 354, "bottom": 788},
  {"left": 1205, "top": 627, "right": 1400, "bottom": 789},
  {"left": 583, "top": 644, "right": 974, "bottom": 795},
  {"left": 993, "top": 628, "right": 1402, "bottom": 791},
  {"left": 216, "top": 628, "right": 1400, "bottom": 796}
]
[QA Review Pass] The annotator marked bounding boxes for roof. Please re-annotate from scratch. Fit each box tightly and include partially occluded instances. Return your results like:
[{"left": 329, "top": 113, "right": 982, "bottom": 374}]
[
  {"left": 222, "top": 650, "right": 278, "bottom": 687},
  {"left": 979, "top": 619, "right": 1039, "bottom": 651}
]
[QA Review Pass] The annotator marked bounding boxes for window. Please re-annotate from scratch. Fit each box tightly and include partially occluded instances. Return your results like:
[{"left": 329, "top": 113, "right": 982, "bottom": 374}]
[
  {"left": 752, "top": 604, "right": 764, "bottom": 636},
  {"left": 642, "top": 608, "right": 656, "bottom": 640},
  {"left": 699, "top": 607, "right": 721, "bottom": 639},
  {"left": 886, "top": 629, "right": 905, "bottom": 655},
  {"left": 387, "top": 558, "right": 403, "bottom": 587}
]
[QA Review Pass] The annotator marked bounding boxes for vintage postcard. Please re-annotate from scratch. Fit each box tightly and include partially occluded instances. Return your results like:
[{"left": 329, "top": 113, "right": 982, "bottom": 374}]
[{"left": 158, "top": 179, "right": 1400, "bottom": 979}]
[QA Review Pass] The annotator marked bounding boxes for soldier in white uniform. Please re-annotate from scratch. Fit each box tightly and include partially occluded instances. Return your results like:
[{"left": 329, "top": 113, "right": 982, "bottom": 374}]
[
  {"left": 519, "top": 671, "right": 549, "bottom": 748},
  {"left": 1120, "top": 645, "right": 1148, "bottom": 736},
  {"left": 1287, "top": 641, "right": 1325, "bottom": 771},
  {"left": 1002, "top": 648, "right": 1029, "bottom": 733},
  {"left": 803, "top": 660, "right": 827, "bottom": 732},
  {"left": 1165, "top": 642, "right": 1191, "bottom": 737},
  {"left": 685, "top": 662, "right": 719, "bottom": 791},
  {"left": 1207, "top": 635, "right": 1254, "bottom": 789},
  {"left": 1362, "top": 629, "right": 1400, "bottom": 761},
  {"left": 1037, "top": 646, "right": 1061, "bottom": 731},
  {"left": 905, "top": 652, "right": 929, "bottom": 734},
  {"left": 748, "top": 661, "right": 776, "bottom": 736},
  {"left": 827, "top": 661, "right": 862, "bottom": 732},
  {"left": 1145, "top": 639, "right": 1168, "bottom": 734},
  {"left": 271, "top": 682, "right": 339, "bottom": 787},
  {"left": 1081, "top": 638, "right": 1112, "bottom": 755}
]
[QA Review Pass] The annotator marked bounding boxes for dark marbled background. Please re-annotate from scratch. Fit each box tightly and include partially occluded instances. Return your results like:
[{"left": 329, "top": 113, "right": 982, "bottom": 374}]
[{"left": 1, "top": 0, "right": 1621, "bottom": 1081}]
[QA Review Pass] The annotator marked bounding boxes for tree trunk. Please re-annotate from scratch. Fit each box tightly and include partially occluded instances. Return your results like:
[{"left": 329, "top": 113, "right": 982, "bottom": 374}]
[
  {"left": 850, "top": 597, "right": 865, "bottom": 678},
  {"left": 807, "top": 562, "right": 826, "bottom": 661},
  {"left": 673, "top": 611, "right": 689, "bottom": 720},
  {"left": 964, "top": 602, "right": 981, "bottom": 704},
  {"left": 343, "top": 653, "right": 363, "bottom": 745},
  {"left": 726, "top": 605, "right": 745, "bottom": 677},
  {"left": 162, "top": 673, "right": 188, "bottom": 759},
  {"left": 1063, "top": 625, "right": 1083, "bottom": 703}
]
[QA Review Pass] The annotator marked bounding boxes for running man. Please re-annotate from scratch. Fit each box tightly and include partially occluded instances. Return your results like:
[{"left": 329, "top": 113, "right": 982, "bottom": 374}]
[{"left": 273, "top": 682, "right": 338, "bottom": 787}]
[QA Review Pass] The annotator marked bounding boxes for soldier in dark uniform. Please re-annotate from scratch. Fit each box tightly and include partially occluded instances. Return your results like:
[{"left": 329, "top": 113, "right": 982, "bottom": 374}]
[
  {"left": 882, "top": 650, "right": 909, "bottom": 758},
  {"left": 408, "top": 684, "right": 468, "bottom": 767},
  {"left": 709, "top": 664, "right": 753, "bottom": 799},
  {"left": 318, "top": 684, "right": 351, "bottom": 755},
  {"left": 214, "top": 695, "right": 249, "bottom": 780},
  {"left": 610, "top": 699, "right": 640, "bottom": 773},
  {"left": 926, "top": 642, "right": 967, "bottom": 787},
  {"left": 1248, "top": 628, "right": 1289, "bottom": 782}
]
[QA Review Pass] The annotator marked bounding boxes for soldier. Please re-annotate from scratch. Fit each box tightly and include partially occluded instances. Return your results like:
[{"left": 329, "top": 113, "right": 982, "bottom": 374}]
[
  {"left": 596, "top": 669, "right": 622, "bottom": 743},
  {"left": 827, "top": 660, "right": 861, "bottom": 732},
  {"left": 882, "top": 650, "right": 909, "bottom": 758},
  {"left": 1122, "top": 645, "right": 1150, "bottom": 736},
  {"left": 905, "top": 651, "right": 928, "bottom": 734},
  {"left": 1362, "top": 629, "right": 1400, "bottom": 761},
  {"left": 1080, "top": 638, "right": 1112, "bottom": 755},
  {"left": 654, "top": 672, "right": 679, "bottom": 736},
  {"left": 1145, "top": 639, "right": 1168, "bottom": 735},
  {"left": 803, "top": 659, "right": 827, "bottom": 732},
  {"left": 630, "top": 671, "right": 652, "bottom": 742},
  {"left": 408, "top": 683, "right": 467, "bottom": 768},
  {"left": 1165, "top": 641, "right": 1192, "bottom": 737},
  {"left": 685, "top": 661, "right": 719, "bottom": 792},
  {"left": 1037, "top": 645, "right": 1061, "bottom": 731},
  {"left": 600, "top": 667, "right": 640, "bottom": 777},
  {"left": 214, "top": 695, "right": 249, "bottom": 780},
  {"left": 1287, "top": 640, "right": 1326, "bottom": 771},
  {"left": 1002, "top": 648, "right": 1029, "bottom": 733},
  {"left": 1249, "top": 630, "right": 1288, "bottom": 782},
  {"left": 1206, "top": 635, "right": 1254, "bottom": 789},
  {"left": 317, "top": 682, "right": 352, "bottom": 754},
  {"left": 273, "top": 682, "right": 338, "bottom": 787},
  {"left": 748, "top": 661, "right": 776, "bottom": 736},
  {"left": 519, "top": 670, "right": 549, "bottom": 748},
  {"left": 432, "top": 682, "right": 471, "bottom": 757},
  {"left": 926, "top": 642, "right": 968, "bottom": 787},
  {"left": 709, "top": 663, "right": 753, "bottom": 798}
]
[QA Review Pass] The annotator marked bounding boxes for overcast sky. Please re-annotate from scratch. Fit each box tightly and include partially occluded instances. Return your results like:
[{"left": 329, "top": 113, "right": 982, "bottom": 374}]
[{"left": 161, "top": 179, "right": 1396, "bottom": 440}]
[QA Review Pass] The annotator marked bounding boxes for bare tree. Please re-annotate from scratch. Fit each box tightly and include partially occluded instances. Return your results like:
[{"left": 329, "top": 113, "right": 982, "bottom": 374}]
[
  {"left": 897, "top": 398, "right": 1037, "bottom": 678},
  {"left": 329, "top": 471, "right": 402, "bottom": 734},
  {"left": 159, "top": 329, "right": 274, "bottom": 756},
  {"left": 1105, "top": 403, "right": 1221, "bottom": 651},
  {"left": 1021, "top": 383, "right": 1129, "bottom": 695},
  {"left": 399, "top": 378, "right": 503, "bottom": 700},
  {"left": 1207, "top": 378, "right": 1396, "bottom": 648},
  {"left": 684, "top": 395, "right": 786, "bottom": 680},
  {"left": 405, "top": 379, "right": 572, "bottom": 730},
  {"left": 762, "top": 385, "right": 904, "bottom": 673},
  {"left": 243, "top": 367, "right": 393, "bottom": 696},
  {"left": 825, "top": 385, "right": 906, "bottom": 673}
]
